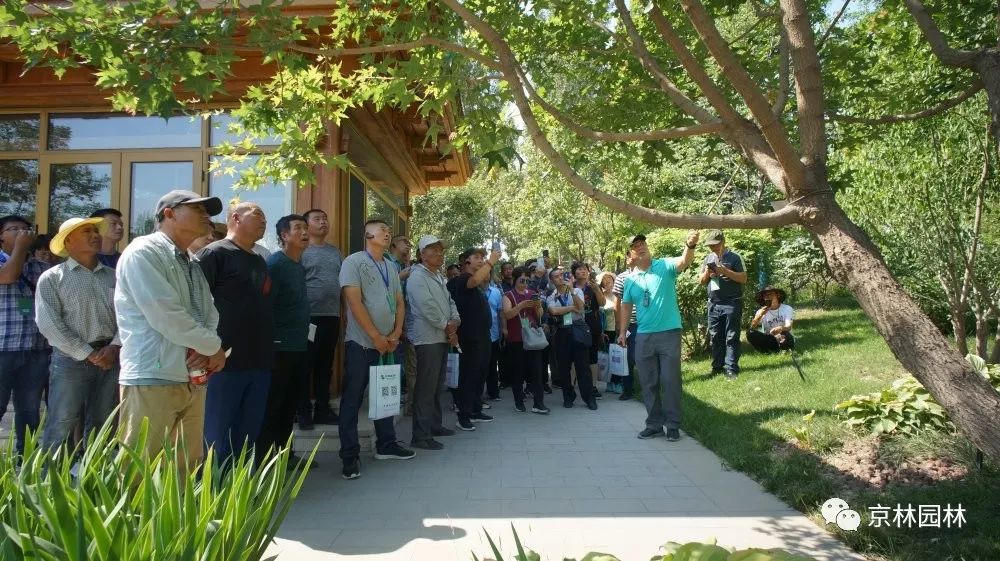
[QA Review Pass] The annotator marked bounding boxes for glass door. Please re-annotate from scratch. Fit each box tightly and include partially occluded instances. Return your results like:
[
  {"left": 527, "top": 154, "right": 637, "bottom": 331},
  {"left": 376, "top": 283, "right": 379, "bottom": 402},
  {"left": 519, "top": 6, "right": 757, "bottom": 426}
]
[
  {"left": 121, "top": 154, "right": 200, "bottom": 240},
  {"left": 38, "top": 153, "right": 120, "bottom": 234}
]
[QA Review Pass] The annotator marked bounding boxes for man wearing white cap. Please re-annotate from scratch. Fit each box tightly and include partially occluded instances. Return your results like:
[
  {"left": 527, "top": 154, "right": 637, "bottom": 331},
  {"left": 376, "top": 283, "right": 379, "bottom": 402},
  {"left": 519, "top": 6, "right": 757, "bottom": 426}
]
[
  {"left": 405, "top": 235, "right": 460, "bottom": 449},
  {"left": 114, "top": 189, "right": 226, "bottom": 473},
  {"left": 35, "top": 217, "right": 120, "bottom": 451}
]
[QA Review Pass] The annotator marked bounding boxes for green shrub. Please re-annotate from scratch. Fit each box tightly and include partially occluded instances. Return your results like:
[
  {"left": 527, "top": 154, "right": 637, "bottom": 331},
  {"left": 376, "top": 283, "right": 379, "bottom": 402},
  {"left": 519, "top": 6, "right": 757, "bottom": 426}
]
[
  {"left": 0, "top": 415, "right": 314, "bottom": 561},
  {"left": 835, "top": 356, "right": 1000, "bottom": 437},
  {"left": 834, "top": 377, "right": 953, "bottom": 436},
  {"left": 479, "top": 529, "right": 818, "bottom": 561}
]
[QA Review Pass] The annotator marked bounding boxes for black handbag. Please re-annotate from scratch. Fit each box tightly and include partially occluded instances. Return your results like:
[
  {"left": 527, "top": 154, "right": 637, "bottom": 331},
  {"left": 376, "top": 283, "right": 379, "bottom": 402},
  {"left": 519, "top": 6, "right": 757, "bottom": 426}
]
[{"left": 571, "top": 320, "right": 592, "bottom": 348}]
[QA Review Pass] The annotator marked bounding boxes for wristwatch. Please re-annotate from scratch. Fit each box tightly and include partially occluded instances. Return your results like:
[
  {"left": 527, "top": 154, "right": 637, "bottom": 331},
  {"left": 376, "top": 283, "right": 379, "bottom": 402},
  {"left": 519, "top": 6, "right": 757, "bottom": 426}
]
[{"left": 686, "top": 243, "right": 696, "bottom": 249}]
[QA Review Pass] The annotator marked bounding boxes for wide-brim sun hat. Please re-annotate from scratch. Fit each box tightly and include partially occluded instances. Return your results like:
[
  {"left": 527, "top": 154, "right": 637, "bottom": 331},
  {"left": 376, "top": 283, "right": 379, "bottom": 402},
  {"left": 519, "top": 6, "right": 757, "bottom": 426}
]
[
  {"left": 49, "top": 217, "right": 105, "bottom": 258},
  {"left": 755, "top": 286, "right": 788, "bottom": 306}
]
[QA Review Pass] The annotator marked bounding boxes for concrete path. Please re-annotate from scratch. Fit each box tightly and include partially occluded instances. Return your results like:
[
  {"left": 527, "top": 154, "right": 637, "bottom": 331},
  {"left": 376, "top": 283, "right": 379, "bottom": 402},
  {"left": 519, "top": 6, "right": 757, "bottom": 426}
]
[{"left": 268, "top": 389, "right": 862, "bottom": 561}]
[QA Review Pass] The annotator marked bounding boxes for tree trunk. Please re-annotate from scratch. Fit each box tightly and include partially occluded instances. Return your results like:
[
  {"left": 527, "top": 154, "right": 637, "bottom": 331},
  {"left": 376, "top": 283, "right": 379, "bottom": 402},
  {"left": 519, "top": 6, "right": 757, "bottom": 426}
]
[
  {"left": 948, "top": 303, "right": 970, "bottom": 357},
  {"left": 803, "top": 195, "right": 1000, "bottom": 459},
  {"left": 977, "top": 49, "right": 1000, "bottom": 154}
]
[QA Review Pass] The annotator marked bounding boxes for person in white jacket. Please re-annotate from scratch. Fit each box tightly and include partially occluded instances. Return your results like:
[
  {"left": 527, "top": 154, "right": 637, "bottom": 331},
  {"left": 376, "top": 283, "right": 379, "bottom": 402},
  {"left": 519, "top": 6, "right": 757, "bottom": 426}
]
[{"left": 115, "top": 190, "right": 226, "bottom": 474}]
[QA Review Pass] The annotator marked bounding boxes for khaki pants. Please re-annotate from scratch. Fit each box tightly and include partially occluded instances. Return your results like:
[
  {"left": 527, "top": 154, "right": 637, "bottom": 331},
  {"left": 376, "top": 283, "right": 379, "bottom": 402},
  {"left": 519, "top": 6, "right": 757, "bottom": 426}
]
[{"left": 119, "top": 383, "right": 206, "bottom": 474}]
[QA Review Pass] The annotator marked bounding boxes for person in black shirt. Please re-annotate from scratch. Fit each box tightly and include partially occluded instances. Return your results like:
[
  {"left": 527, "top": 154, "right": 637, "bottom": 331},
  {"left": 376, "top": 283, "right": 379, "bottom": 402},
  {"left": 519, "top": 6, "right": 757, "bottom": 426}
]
[
  {"left": 447, "top": 246, "right": 501, "bottom": 431},
  {"left": 196, "top": 201, "right": 275, "bottom": 464},
  {"left": 698, "top": 230, "right": 747, "bottom": 380}
]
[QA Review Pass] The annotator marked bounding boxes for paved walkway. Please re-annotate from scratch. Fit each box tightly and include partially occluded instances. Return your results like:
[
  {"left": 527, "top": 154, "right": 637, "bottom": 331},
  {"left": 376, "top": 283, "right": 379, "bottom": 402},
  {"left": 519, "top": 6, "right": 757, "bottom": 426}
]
[{"left": 268, "top": 389, "right": 863, "bottom": 561}]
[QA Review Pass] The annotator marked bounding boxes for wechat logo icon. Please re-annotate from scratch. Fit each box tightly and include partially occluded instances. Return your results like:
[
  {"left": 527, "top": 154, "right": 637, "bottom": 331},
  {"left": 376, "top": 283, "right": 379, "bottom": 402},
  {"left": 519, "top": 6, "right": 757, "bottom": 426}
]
[{"left": 822, "top": 497, "right": 861, "bottom": 532}]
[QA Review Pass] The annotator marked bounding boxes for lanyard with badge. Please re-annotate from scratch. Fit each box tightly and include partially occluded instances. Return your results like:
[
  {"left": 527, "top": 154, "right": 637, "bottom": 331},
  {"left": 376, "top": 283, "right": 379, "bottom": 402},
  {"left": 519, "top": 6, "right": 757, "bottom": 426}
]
[
  {"left": 635, "top": 271, "right": 652, "bottom": 308},
  {"left": 366, "top": 251, "right": 396, "bottom": 316},
  {"left": 559, "top": 291, "right": 573, "bottom": 326}
]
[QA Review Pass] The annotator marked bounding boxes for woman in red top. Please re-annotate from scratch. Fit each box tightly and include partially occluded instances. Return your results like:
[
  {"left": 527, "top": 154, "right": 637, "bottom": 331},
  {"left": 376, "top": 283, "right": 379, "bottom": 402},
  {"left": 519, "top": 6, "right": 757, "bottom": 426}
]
[{"left": 501, "top": 267, "right": 550, "bottom": 414}]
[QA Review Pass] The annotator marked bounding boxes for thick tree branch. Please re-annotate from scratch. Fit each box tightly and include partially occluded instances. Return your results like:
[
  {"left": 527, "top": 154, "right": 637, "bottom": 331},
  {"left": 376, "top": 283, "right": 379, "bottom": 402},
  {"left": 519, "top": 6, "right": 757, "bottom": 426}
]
[
  {"left": 816, "top": 0, "right": 851, "bottom": 51},
  {"left": 642, "top": 4, "right": 790, "bottom": 193},
  {"left": 520, "top": 72, "right": 725, "bottom": 141},
  {"left": 772, "top": 26, "right": 790, "bottom": 117},
  {"left": 830, "top": 81, "right": 983, "bottom": 124},
  {"left": 780, "top": 0, "right": 829, "bottom": 178},
  {"left": 609, "top": 0, "right": 718, "bottom": 124},
  {"left": 438, "top": 0, "right": 802, "bottom": 229},
  {"left": 678, "top": 0, "right": 808, "bottom": 190},
  {"left": 904, "top": 0, "right": 979, "bottom": 69},
  {"left": 288, "top": 37, "right": 502, "bottom": 72}
]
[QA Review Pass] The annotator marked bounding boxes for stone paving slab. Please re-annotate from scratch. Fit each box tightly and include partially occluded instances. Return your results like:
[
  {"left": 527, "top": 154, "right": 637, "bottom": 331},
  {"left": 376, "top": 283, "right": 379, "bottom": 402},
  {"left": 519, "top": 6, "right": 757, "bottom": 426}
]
[{"left": 268, "top": 386, "right": 864, "bottom": 561}]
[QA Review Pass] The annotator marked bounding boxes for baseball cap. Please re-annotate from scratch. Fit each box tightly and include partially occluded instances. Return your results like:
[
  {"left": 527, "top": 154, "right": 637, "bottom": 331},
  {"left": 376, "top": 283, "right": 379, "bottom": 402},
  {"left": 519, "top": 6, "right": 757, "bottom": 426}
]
[
  {"left": 704, "top": 229, "right": 725, "bottom": 246},
  {"left": 155, "top": 190, "right": 223, "bottom": 220},
  {"left": 629, "top": 234, "right": 647, "bottom": 248},
  {"left": 417, "top": 234, "right": 448, "bottom": 252}
]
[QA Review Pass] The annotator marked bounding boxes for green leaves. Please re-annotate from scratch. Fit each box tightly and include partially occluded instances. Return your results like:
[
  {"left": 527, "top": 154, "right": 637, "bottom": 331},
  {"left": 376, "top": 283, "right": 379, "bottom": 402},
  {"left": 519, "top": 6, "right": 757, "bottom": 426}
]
[
  {"left": 835, "top": 376, "right": 956, "bottom": 436},
  {"left": 0, "top": 412, "right": 315, "bottom": 561}
]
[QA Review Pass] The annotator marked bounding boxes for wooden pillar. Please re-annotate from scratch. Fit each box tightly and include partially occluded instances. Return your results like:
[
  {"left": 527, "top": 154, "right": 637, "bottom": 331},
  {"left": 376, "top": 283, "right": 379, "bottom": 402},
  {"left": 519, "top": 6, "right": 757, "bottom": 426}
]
[{"left": 295, "top": 119, "right": 347, "bottom": 398}]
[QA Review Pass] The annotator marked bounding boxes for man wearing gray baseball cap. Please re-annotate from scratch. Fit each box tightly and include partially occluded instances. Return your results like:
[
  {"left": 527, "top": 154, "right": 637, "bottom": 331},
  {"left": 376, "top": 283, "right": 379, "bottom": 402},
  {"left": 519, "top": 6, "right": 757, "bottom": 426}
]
[{"left": 115, "top": 189, "right": 225, "bottom": 475}]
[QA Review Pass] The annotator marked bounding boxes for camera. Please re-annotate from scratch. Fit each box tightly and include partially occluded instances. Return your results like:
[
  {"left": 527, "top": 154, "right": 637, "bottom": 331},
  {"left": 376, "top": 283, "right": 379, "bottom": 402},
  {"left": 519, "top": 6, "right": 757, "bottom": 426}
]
[{"left": 562, "top": 271, "right": 572, "bottom": 281}]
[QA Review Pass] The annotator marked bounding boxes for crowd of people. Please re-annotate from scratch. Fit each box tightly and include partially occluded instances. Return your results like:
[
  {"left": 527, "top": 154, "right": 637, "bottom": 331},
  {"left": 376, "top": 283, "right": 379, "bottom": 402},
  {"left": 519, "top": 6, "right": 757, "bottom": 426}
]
[{"left": 0, "top": 192, "right": 797, "bottom": 482}]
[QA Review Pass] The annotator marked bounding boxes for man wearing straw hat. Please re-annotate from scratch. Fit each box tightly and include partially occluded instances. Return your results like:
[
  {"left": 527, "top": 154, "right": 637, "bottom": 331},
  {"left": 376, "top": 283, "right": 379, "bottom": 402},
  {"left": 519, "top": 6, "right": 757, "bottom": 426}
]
[{"left": 35, "top": 216, "right": 120, "bottom": 451}]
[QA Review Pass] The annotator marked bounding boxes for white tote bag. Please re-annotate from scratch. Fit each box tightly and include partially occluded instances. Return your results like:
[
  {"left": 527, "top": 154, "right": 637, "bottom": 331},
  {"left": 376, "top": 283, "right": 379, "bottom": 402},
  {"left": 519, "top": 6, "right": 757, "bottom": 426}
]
[
  {"left": 608, "top": 343, "right": 627, "bottom": 378},
  {"left": 597, "top": 350, "right": 611, "bottom": 382},
  {"left": 445, "top": 348, "right": 461, "bottom": 388},
  {"left": 368, "top": 354, "right": 401, "bottom": 420}
]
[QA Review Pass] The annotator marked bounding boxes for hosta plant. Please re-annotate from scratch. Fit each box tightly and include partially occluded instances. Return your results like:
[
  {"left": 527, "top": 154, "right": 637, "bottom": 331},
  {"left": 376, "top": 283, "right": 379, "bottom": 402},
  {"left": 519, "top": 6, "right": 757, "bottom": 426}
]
[
  {"left": 477, "top": 528, "right": 817, "bottom": 561},
  {"left": 0, "top": 415, "right": 314, "bottom": 561},
  {"left": 835, "top": 377, "right": 953, "bottom": 436}
]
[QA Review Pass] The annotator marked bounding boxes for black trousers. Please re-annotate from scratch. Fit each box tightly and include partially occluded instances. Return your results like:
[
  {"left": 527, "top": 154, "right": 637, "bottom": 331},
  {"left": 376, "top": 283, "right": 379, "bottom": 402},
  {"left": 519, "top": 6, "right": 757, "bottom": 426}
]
[
  {"left": 457, "top": 339, "right": 490, "bottom": 423},
  {"left": 300, "top": 315, "right": 340, "bottom": 414},
  {"left": 483, "top": 340, "right": 501, "bottom": 399},
  {"left": 553, "top": 328, "right": 594, "bottom": 404},
  {"left": 747, "top": 330, "right": 795, "bottom": 353},
  {"left": 504, "top": 342, "right": 545, "bottom": 408},
  {"left": 258, "top": 350, "right": 308, "bottom": 455}
]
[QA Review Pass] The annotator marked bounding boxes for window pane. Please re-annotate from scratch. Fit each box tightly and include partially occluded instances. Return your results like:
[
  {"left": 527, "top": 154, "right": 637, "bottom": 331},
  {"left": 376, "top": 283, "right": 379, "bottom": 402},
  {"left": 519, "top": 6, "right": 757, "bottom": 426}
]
[
  {"left": 48, "top": 114, "right": 201, "bottom": 150},
  {"left": 366, "top": 187, "right": 396, "bottom": 231},
  {"left": 48, "top": 162, "right": 112, "bottom": 232},
  {"left": 0, "top": 116, "right": 40, "bottom": 151},
  {"left": 0, "top": 160, "right": 39, "bottom": 224},
  {"left": 209, "top": 156, "right": 292, "bottom": 253},
  {"left": 129, "top": 161, "right": 194, "bottom": 239},
  {"left": 210, "top": 113, "right": 281, "bottom": 147}
]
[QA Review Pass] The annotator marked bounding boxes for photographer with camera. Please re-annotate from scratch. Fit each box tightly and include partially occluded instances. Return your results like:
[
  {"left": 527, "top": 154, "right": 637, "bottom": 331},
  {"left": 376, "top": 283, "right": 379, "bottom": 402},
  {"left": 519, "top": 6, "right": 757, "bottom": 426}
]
[
  {"left": 748, "top": 287, "right": 795, "bottom": 352},
  {"left": 698, "top": 230, "right": 747, "bottom": 381},
  {"left": 547, "top": 266, "right": 597, "bottom": 410}
]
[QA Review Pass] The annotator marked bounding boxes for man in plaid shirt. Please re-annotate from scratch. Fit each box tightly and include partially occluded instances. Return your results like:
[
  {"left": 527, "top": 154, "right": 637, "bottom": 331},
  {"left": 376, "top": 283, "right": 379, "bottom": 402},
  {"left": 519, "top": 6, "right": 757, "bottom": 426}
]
[{"left": 0, "top": 215, "right": 51, "bottom": 455}]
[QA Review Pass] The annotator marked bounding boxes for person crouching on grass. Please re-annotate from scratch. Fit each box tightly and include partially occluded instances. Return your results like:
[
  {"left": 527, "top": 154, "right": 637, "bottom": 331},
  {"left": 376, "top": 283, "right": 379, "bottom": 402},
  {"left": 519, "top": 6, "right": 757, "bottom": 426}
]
[{"left": 747, "top": 287, "right": 795, "bottom": 352}]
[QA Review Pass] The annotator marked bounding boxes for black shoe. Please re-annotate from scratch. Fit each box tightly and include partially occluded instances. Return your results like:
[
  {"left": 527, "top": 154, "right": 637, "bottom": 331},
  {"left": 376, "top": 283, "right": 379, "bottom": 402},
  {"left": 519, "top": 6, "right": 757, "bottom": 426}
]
[
  {"left": 514, "top": 402, "right": 526, "bottom": 413},
  {"left": 432, "top": 427, "right": 456, "bottom": 437},
  {"left": 456, "top": 419, "right": 476, "bottom": 431},
  {"left": 587, "top": 400, "right": 598, "bottom": 411},
  {"left": 296, "top": 412, "right": 314, "bottom": 431},
  {"left": 638, "top": 428, "right": 665, "bottom": 439},
  {"left": 544, "top": 384, "right": 553, "bottom": 394},
  {"left": 342, "top": 458, "right": 361, "bottom": 480},
  {"left": 491, "top": 396, "right": 502, "bottom": 402},
  {"left": 563, "top": 400, "right": 573, "bottom": 408},
  {"left": 374, "top": 441, "right": 416, "bottom": 460},
  {"left": 618, "top": 392, "right": 633, "bottom": 401},
  {"left": 481, "top": 402, "right": 492, "bottom": 410},
  {"left": 471, "top": 413, "right": 494, "bottom": 423},
  {"left": 531, "top": 405, "right": 550, "bottom": 415},
  {"left": 665, "top": 428, "right": 681, "bottom": 441},
  {"left": 592, "top": 389, "right": 603, "bottom": 400},
  {"left": 313, "top": 407, "right": 339, "bottom": 425},
  {"left": 724, "top": 370, "right": 738, "bottom": 381},
  {"left": 709, "top": 368, "right": 724, "bottom": 378},
  {"left": 410, "top": 438, "right": 444, "bottom": 450}
]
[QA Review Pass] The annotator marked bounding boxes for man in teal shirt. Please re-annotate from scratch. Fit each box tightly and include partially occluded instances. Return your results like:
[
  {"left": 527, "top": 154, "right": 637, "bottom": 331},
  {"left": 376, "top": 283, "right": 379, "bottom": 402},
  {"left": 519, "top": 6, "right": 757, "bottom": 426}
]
[{"left": 618, "top": 231, "right": 698, "bottom": 441}]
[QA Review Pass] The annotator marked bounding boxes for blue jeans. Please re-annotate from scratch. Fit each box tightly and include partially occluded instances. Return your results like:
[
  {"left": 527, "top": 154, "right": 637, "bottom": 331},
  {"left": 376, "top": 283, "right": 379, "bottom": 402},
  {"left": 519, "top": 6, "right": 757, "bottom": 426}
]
[
  {"left": 42, "top": 350, "right": 119, "bottom": 452},
  {"left": 339, "top": 341, "right": 398, "bottom": 463},
  {"left": 0, "top": 350, "right": 50, "bottom": 454},
  {"left": 204, "top": 369, "right": 271, "bottom": 463},
  {"left": 708, "top": 302, "right": 742, "bottom": 373}
]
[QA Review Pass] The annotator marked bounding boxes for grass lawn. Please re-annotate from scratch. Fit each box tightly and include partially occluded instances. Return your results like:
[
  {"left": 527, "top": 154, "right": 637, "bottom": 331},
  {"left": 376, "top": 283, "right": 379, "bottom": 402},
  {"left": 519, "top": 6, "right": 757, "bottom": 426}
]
[{"left": 677, "top": 298, "right": 1000, "bottom": 561}]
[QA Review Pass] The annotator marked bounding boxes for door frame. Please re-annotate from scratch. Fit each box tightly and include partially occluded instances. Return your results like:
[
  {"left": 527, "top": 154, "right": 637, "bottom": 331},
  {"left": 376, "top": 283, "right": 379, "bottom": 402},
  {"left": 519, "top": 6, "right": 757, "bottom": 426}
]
[
  {"left": 38, "top": 152, "right": 122, "bottom": 234},
  {"left": 119, "top": 150, "right": 203, "bottom": 241}
]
